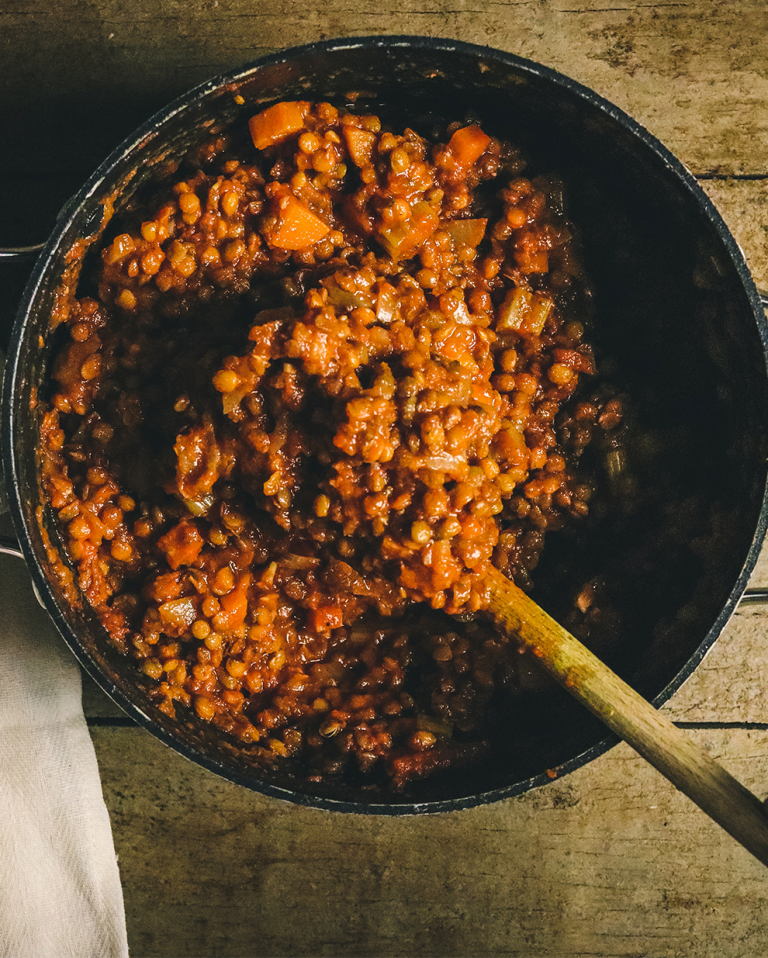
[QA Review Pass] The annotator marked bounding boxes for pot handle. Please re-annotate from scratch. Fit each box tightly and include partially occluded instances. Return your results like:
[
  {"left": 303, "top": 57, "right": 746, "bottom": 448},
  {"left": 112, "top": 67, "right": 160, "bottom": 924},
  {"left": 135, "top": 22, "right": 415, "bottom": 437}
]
[
  {"left": 0, "top": 536, "right": 24, "bottom": 560},
  {"left": 740, "top": 589, "right": 768, "bottom": 605},
  {"left": 1, "top": 194, "right": 89, "bottom": 265},
  {"left": 0, "top": 243, "right": 47, "bottom": 264}
]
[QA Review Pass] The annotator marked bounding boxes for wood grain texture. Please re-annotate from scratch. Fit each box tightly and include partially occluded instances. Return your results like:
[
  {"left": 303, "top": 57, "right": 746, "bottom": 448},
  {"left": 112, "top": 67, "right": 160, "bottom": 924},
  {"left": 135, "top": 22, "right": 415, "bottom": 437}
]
[
  {"left": 93, "top": 725, "right": 768, "bottom": 958},
  {"left": 664, "top": 605, "right": 768, "bottom": 724},
  {"left": 701, "top": 179, "right": 768, "bottom": 292},
  {"left": 2, "top": 1, "right": 768, "bottom": 176}
]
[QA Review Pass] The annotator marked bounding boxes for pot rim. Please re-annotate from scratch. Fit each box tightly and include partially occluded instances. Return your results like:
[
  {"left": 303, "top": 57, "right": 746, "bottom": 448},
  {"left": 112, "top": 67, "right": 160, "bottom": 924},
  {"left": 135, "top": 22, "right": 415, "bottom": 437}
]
[{"left": 4, "top": 34, "right": 768, "bottom": 815}]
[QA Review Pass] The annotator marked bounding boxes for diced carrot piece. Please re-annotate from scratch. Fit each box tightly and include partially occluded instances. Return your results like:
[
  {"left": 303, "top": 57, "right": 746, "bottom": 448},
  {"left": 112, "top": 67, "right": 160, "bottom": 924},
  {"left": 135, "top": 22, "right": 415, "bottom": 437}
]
[
  {"left": 249, "top": 101, "right": 307, "bottom": 150},
  {"left": 219, "top": 572, "right": 252, "bottom": 628},
  {"left": 446, "top": 125, "right": 491, "bottom": 169},
  {"left": 158, "top": 519, "right": 204, "bottom": 570},
  {"left": 309, "top": 604, "right": 343, "bottom": 632},
  {"left": 343, "top": 126, "right": 377, "bottom": 168},
  {"left": 270, "top": 195, "right": 330, "bottom": 250}
]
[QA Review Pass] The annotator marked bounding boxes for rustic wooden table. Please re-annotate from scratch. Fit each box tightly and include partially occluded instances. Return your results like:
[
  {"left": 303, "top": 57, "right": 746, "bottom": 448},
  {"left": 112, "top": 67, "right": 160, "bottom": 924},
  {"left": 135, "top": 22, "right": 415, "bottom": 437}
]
[{"left": 4, "top": 2, "right": 768, "bottom": 956}]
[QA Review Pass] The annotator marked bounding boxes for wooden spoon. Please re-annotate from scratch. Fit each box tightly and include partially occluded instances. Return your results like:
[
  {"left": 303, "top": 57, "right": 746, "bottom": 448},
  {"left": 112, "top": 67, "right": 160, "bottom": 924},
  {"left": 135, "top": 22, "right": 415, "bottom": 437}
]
[{"left": 483, "top": 565, "right": 768, "bottom": 867}]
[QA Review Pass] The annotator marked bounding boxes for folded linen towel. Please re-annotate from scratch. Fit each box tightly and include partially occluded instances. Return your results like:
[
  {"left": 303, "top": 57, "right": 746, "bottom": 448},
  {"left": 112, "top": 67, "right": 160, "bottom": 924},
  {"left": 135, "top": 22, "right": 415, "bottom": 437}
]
[{"left": 0, "top": 350, "right": 129, "bottom": 957}]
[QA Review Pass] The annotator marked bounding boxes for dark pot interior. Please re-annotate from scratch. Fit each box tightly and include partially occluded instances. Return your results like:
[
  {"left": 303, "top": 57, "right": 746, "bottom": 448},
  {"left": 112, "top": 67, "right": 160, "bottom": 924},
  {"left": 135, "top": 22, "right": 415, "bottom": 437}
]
[{"left": 4, "top": 37, "right": 768, "bottom": 813}]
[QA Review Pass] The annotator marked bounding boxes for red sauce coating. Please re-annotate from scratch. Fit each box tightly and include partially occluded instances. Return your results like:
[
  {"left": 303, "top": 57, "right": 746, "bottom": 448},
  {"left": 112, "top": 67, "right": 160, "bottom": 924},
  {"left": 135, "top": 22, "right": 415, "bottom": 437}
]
[{"left": 40, "top": 102, "right": 624, "bottom": 787}]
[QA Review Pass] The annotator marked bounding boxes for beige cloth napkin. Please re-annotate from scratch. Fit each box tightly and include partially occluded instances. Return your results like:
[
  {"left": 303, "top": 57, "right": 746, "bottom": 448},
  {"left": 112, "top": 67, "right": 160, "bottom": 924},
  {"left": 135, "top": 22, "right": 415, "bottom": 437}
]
[{"left": 0, "top": 351, "right": 129, "bottom": 957}]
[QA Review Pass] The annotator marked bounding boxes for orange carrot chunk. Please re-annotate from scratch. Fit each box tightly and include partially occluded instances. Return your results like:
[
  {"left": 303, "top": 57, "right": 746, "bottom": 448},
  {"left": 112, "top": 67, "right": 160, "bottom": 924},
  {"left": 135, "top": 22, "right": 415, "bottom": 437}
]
[
  {"left": 446, "top": 125, "right": 492, "bottom": 170},
  {"left": 158, "top": 519, "right": 204, "bottom": 570},
  {"left": 249, "top": 101, "right": 307, "bottom": 150},
  {"left": 309, "top": 604, "right": 344, "bottom": 632},
  {"left": 270, "top": 195, "right": 331, "bottom": 250},
  {"left": 219, "top": 572, "right": 252, "bottom": 629}
]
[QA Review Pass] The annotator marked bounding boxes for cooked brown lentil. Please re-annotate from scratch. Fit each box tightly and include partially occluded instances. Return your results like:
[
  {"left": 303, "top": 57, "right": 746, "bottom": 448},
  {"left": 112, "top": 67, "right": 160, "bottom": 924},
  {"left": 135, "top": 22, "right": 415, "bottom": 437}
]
[{"left": 41, "top": 101, "right": 624, "bottom": 788}]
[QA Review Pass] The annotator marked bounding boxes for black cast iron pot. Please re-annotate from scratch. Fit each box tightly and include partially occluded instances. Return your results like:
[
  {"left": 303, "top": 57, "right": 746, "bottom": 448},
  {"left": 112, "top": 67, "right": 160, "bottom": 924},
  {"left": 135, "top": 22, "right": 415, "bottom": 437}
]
[{"left": 3, "top": 36, "right": 768, "bottom": 813}]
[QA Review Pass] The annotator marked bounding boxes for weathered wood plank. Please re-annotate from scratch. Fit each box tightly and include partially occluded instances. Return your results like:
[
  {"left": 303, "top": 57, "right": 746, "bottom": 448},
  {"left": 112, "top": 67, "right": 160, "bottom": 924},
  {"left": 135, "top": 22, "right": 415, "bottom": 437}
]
[
  {"left": 663, "top": 606, "right": 768, "bottom": 723},
  {"left": 93, "top": 724, "right": 768, "bottom": 958},
  {"left": 2, "top": 1, "right": 768, "bottom": 176},
  {"left": 701, "top": 179, "right": 768, "bottom": 293}
]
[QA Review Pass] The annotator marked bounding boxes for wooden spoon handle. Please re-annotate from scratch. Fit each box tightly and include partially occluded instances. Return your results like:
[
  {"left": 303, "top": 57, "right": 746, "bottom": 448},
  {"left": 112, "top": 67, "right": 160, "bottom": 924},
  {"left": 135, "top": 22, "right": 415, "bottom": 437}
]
[{"left": 484, "top": 565, "right": 768, "bottom": 867}]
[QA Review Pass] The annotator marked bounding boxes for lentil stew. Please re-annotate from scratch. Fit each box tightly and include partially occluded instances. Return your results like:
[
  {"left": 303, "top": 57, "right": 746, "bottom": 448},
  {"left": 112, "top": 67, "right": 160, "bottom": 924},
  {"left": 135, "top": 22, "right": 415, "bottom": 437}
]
[{"left": 39, "top": 99, "right": 629, "bottom": 790}]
